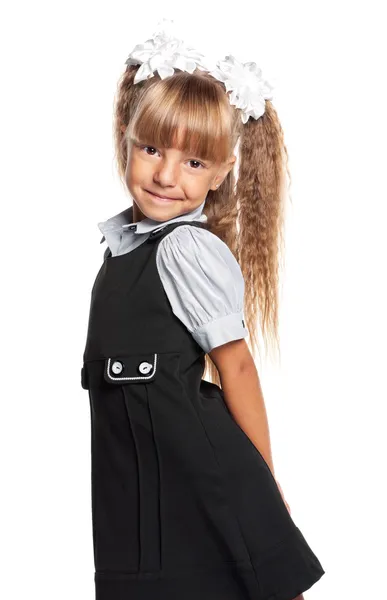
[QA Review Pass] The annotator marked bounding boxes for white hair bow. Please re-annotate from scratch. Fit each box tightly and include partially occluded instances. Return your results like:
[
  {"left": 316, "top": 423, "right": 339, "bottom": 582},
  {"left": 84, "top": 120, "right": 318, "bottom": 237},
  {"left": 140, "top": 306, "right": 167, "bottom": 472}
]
[
  {"left": 209, "top": 55, "right": 274, "bottom": 124},
  {"left": 125, "top": 18, "right": 213, "bottom": 84},
  {"left": 125, "top": 19, "right": 274, "bottom": 123}
]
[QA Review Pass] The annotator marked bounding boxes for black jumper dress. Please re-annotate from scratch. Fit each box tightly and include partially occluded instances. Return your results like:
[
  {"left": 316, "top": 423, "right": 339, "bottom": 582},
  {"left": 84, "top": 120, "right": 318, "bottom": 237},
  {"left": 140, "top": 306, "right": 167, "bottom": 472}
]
[{"left": 81, "top": 219, "right": 325, "bottom": 600}]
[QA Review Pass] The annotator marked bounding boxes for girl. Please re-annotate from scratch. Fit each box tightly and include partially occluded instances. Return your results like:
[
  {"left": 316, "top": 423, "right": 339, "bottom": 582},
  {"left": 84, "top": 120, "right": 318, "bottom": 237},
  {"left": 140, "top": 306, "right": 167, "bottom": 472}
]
[{"left": 81, "top": 19, "right": 325, "bottom": 600}]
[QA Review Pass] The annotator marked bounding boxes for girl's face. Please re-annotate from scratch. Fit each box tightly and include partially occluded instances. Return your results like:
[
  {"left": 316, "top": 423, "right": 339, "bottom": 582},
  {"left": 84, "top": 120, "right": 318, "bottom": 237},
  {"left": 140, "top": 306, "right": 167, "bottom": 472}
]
[{"left": 125, "top": 136, "right": 236, "bottom": 223}]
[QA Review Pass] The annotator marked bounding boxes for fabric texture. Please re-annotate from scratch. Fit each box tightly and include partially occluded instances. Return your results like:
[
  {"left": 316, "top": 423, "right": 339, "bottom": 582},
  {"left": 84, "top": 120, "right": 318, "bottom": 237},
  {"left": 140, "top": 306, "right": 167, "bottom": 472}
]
[
  {"left": 156, "top": 224, "right": 247, "bottom": 353},
  {"left": 98, "top": 199, "right": 247, "bottom": 352},
  {"left": 81, "top": 218, "right": 326, "bottom": 599}
]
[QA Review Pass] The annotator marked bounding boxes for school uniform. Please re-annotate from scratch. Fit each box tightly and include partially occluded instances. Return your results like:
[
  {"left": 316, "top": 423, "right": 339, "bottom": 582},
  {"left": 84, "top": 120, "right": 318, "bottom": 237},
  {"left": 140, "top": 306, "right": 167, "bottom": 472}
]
[{"left": 81, "top": 198, "right": 325, "bottom": 600}]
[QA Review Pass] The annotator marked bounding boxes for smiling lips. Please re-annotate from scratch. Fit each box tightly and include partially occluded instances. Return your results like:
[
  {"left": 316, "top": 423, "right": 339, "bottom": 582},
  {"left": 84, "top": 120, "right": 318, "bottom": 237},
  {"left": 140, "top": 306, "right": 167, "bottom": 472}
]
[{"left": 146, "top": 189, "right": 181, "bottom": 201}]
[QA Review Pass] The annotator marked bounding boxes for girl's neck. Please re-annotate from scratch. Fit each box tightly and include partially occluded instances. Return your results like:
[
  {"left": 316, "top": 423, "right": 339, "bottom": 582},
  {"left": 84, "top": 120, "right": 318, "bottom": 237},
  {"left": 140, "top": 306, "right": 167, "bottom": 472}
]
[{"left": 132, "top": 202, "right": 146, "bottom": 223}]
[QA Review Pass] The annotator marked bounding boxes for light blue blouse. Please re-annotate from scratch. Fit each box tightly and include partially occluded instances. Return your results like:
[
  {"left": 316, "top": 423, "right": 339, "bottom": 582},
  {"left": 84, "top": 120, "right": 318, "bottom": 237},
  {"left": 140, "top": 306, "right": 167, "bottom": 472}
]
[{"left": 98, "top": 199, "right": 248, "bottom": 353}]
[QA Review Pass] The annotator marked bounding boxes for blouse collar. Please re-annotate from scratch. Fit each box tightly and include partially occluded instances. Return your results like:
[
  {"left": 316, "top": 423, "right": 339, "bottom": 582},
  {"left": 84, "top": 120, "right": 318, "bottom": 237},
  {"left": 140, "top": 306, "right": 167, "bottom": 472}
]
[{"left": 98, "top": 198, "right": 207, "bottom": 245}]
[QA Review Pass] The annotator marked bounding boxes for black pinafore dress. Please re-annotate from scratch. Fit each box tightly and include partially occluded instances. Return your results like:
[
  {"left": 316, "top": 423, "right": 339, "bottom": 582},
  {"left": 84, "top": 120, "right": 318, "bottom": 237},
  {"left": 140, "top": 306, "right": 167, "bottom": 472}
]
[{"left": 81, "top": 219, "right": 325, "bottom": 600}]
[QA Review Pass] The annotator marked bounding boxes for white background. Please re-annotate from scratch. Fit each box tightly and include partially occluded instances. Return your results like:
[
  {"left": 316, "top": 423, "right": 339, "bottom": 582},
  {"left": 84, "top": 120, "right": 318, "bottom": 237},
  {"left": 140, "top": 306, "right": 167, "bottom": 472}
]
[{"left": 1, "top": 1, "right": 386, "bottom": 598}]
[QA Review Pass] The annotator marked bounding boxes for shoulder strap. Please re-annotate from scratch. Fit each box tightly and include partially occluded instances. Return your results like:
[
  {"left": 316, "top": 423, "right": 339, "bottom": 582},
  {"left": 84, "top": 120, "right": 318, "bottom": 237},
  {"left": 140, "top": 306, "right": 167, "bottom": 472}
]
[
  {"left": 103, "top": 246, "right": 112, "bottom": 260},
  {"left": 146, "top": 219, "right": 209, "bottom": 243}
]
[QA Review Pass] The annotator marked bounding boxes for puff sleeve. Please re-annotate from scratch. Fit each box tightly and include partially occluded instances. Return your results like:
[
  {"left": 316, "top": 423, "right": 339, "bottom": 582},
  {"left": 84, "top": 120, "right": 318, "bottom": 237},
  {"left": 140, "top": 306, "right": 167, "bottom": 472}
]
[{"left": 155, "top": 225, "right": 248, "bottom": 353}]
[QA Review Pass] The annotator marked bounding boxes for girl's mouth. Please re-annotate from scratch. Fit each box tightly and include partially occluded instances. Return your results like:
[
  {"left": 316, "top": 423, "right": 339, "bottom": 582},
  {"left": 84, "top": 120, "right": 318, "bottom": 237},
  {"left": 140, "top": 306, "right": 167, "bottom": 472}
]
[{"left": 145, "top": 189, "right": 181, "bottom": 202}]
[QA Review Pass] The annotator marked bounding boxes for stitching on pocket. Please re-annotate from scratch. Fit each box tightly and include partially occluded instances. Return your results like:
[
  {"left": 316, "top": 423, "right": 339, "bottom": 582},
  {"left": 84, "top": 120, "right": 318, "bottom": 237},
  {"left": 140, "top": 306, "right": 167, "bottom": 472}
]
[{"left": 106, "top": 354, "right": 158, "bottom": 382}]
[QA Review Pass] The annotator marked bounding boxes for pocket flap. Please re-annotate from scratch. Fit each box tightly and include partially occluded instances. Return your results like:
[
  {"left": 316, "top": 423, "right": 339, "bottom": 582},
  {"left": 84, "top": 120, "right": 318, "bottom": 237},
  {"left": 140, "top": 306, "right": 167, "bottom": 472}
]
[
  {"left": 81, "top": 366, "right": 89, "bottom": 390},
  {"left": 104, "top": 353, "right": 158, "bottom": 384}
]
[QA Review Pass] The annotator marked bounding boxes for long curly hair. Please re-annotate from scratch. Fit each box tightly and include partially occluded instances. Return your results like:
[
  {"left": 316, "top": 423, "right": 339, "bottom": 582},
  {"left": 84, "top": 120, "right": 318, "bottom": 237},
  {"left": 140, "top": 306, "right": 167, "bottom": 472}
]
[{"left": 112, "top": 65, "right": 291, "bottom": 387}]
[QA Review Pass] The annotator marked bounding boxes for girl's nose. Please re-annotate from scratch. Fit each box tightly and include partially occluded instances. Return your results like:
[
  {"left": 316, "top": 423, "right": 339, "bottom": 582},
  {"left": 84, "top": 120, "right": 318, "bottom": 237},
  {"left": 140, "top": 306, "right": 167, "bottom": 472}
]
[{"left": 153, "top": 160, "right": 179, "bottom": 186}]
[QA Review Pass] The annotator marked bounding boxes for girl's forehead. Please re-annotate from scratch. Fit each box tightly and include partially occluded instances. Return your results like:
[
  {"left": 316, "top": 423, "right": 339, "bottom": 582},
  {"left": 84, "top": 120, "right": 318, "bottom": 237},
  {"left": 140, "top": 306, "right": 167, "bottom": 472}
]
[
  {"left": 127, "top": 94, "right": 234, "bottom": 163},
  {"left": 131, "top": 131, "right": 198, "bottom": 150},
  {"left": 133, "top": 125, "right": 197, "bottom": 145}
]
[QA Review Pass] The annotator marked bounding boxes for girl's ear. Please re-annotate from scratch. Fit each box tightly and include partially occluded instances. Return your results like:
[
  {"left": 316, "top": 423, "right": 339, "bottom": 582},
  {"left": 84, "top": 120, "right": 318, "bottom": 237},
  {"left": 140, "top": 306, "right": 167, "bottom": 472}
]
[
  {"left": 211, "top": 154, "right": 237, "bottom": 190},
  {"left": 228, "top": 154, "right": 237, "bottom": 170}
]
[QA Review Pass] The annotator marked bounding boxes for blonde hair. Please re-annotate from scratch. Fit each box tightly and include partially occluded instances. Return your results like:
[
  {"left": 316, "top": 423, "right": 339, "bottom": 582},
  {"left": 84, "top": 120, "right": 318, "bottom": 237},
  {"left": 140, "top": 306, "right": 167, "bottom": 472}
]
[{"left": 113, "top": 65, "right": 291, "bottom": 386}]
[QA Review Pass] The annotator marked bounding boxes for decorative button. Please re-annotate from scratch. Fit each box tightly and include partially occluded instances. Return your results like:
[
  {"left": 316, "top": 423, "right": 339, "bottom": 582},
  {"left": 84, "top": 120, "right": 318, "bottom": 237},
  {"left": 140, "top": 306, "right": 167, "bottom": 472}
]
[
  {"left": 111, "top": 360, "right": 124, "bottom": 374},
  {"left": 138, "top": 361, "right": 153, "bottom": 375}
]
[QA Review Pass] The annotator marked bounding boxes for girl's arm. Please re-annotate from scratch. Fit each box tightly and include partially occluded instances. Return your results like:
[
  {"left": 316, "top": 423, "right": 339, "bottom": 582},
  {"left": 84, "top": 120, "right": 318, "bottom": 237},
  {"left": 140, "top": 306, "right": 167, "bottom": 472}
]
[{"left": 209, "top": 339, "right": 276, "bottom": 477}]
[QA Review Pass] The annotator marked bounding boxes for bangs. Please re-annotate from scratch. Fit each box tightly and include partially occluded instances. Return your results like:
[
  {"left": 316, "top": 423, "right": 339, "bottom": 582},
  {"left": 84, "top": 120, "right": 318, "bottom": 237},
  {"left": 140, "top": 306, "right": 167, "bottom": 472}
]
[{"left": 127, "top": 73, "right": 233, "bottom": 164}]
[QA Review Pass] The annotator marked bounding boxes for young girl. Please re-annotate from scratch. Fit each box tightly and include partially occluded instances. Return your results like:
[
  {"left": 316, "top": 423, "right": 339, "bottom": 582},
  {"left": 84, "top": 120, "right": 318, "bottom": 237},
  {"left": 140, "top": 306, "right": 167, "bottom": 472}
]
[{"left": 81, "top": 19, "right": 325, "bottom": 600}]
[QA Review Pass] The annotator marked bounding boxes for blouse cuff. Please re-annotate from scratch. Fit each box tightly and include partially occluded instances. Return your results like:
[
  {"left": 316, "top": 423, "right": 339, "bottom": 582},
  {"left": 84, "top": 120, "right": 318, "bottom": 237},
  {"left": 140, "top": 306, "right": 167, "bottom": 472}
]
[{"left": 192, "top": 311, "right": 249, "bottom": 353}]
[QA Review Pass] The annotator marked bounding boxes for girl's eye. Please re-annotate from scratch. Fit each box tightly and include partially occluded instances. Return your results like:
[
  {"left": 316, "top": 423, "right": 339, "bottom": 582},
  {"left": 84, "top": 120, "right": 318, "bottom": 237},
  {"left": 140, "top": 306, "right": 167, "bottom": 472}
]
[
  {"left": 142, "top": 145, "right": 158, "bottom": 156},
  {"left": 141, "top": 146, "right": 205, "bottom": 170},
  {"left": 188, "top": 159, "right": 204, "bottom": 170}
]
